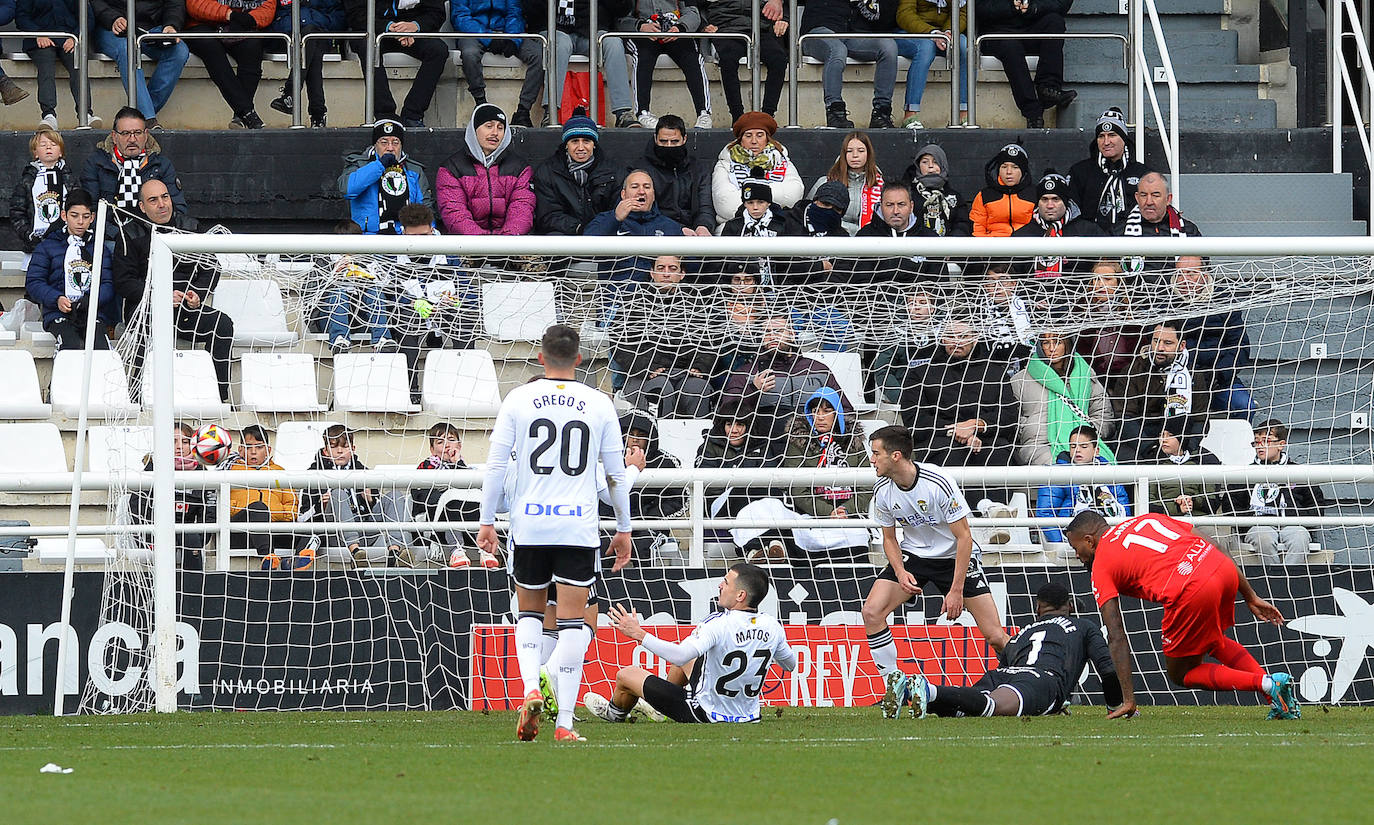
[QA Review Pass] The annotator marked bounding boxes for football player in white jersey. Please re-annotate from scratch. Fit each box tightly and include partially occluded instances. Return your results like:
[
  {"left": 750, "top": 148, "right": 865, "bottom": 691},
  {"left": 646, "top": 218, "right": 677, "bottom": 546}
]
[
  {"left": 863, "top": 425, "right": 1011, "bottom": 718},
  {"left": 478, "top": 324, "right": 633, "bottom": 743},
  {"left": 584, "top": 563, "right": 797, "bottom": 724}
]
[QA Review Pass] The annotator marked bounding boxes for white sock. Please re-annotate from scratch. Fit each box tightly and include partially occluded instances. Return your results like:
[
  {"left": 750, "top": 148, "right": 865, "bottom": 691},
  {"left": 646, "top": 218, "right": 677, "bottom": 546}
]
[
  {"left": 515, "top": 613, "right": 544, "bottom": 697},
  {"left": 867, "top": 629, "right": 898, "bottom": 676},
  {"left": 1262, "top": 675, "right": 1275, "bottom": 694},
  {"left": 540, "top": 629, "right": 558, "bottom": 666},
  {"left": 554, "top": 622, "right": 592, "bottom": 730}
]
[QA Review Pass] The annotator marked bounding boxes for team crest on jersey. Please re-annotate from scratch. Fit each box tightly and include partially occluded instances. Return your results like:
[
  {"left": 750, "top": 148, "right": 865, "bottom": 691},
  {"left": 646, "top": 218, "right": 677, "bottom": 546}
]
[{"left": 915, "top": 499, "right": 929, "bottom": 513}]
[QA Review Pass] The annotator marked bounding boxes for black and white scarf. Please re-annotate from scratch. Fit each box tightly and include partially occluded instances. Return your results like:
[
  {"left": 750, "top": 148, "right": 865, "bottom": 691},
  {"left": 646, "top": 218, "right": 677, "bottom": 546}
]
[
  {"left": 63, "top": 232, "right": 92, "bottom": 301},
  {"left": 741, "top": 210, "right": 774, "bottom": 237},
  {"left": 115, "top": 153, "right": 142, "bottom": 209},
  {"left": 1158, "top": 348, "right": 1195, "bottom": 415},
  {"left": 1073, "top": 483, "right": 1127, "bottom": 518},
  {"left": 914, "top": 178, "right": 956, "bottom": 236},
  {"left": 30, "top": 161, "right": 65, "bottom": 241},
  {"left": 557, "top": 0, "right": 575, "bottom": 26},
  {"left": 1249, "top": 453, "right": 1291, "bottom": 516},
  {"left": 855, "top": 0, "right": 881, "bottom": 23},
  {"left": 1166, "top": 450, "right": 1191, "bottom": 465},
  {"left": 1096, "top": 146, "right": 1130, "bottom": 224},
  {"left": 1120, "top": 204, "right": 1186, "bottom": 237},
  {"left": 375, "top": 150, "right": 410, "bottom": 232}
]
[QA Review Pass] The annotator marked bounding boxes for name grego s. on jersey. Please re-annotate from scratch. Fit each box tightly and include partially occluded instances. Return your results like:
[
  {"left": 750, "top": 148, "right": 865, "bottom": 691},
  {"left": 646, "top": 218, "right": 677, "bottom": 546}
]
[{"left": 480, "top": 378, "right": 628, "bottom": 548}]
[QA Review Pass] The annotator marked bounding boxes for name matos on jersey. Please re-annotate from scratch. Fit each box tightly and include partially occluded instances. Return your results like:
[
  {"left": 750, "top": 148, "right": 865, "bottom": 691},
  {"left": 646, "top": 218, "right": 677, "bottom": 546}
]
[{"left": 686, "top": 610, "right": 796, "bottom": 723}]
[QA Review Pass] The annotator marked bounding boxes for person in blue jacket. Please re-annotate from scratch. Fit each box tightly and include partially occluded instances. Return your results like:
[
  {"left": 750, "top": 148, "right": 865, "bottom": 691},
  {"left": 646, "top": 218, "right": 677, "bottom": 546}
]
[
  {"left": 25, "top": 189, "right": 118, "bottom": 351},
  {"left": 338, "top": 119, "right": 435, "bottom": 234},
  {"left": 451, "top": 0, "right": 545, "bottom": 127},
  {"left": 1036, "top": 423, "right": 1130, "bottom": 543},
  {"left": 266, "top": 0, "right": 346, "bottom": 127}
]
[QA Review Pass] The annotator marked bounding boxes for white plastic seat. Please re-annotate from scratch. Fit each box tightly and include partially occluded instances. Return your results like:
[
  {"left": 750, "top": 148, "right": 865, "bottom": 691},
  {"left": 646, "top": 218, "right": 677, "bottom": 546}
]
[
  {"left": 803, "top": 350, "right": 874, "bottom": 413},
  {"left": 0, "top": 350, "right": 52, "bottom": 418},
  {"left": 211, "top": 279, "right": 299, "bottom": 346},
  {"left": 481, "top": 281, "right": 557, "bottom": 341},
  {"left": 87, "top": 425, "right": 154, "bottom": 472},
  {"left": 274, "top": 420, "right": 343, "bottom": 471},
  {"left": 332, "top": 353, "right": 419, "bottom": 412},
  {"left": 1202, "top": 419, "right": 1256, "bottom": 465},
  {"left": 657, "top": 418, "right": 712, "bottom": 467},
  {"left": 240, "top": 352, "right": 325, "bottom": 412},
  {"left": 50, "top": 350, "right": 139, "bottom": 419},
  {"left": 422, "top": 349, "right": 502, "bottom": 417},
  {"left": 857, "top": 417, "right": 891, "bottom": 458},
  {"left": 142, "top": 350, "right": 230, "bottom": 418},
  {"left": 34, "top": 537, "right": 113, "bottom": 563},
  {"left": 0, "top": 422, "right": 68, "bottom": 473}
]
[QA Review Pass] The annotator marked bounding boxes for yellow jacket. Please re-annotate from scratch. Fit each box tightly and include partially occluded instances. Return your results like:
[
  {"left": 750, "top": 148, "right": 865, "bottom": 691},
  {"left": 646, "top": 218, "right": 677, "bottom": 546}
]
[
  {"left": 227, "top": 458, "right": 298, "bottom": 520},
  {"left": 896, "top": 0, "right": 969, "bottom": 36}
]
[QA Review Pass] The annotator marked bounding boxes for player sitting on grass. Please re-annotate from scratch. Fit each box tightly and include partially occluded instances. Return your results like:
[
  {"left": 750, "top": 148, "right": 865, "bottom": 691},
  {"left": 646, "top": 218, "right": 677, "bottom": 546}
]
[
  {"left": 584, "top": 563, "right": 796, "bottom": 724},
  {"left": 904, "top": 582, "right": 1122, "bottom": 718},
  {"left": 1064, "top": 510, "right": 1300, "bottom": 720}
]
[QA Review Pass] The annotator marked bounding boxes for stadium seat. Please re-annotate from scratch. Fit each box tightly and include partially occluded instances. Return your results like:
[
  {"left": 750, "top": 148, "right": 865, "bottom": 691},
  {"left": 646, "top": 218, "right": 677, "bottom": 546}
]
[
  {"left": 1202, "top": 419, "right": 1256, "bottom": 465},
  {"left": 657, "top": 419, "right": 712, "bottom": 467},
  {"left": 86, "top": 425, "right": 154, "bottom": 472},
  {"left": 34, "top": 537, "right": 113, "bottom": 563},
  {"left": 803, "top": 351, "right": 875, "bottom": 413},
  {"left": 50, "top": 350, "right": 139, "bottom": 419},
  {"left": 274, "top": 420, "right": 342, "bottom": 470},
  {"left": 481, "top": 281, "right": 557, "bottom": 341},
  {"left": 215, "top": 252, "right": 263, "bottom": 278},
  {"left": 0, "top": 350, "right": 52, "bottom": 418},
  {"left": 142, "top": 350, "right": 230, "bottom": 418},
  {"left": 857, "top": 418, "right": 891, "bottom": 458},
  {"left": 422, "top": 349, "right": 502, "bottom": 417},
  {"left": 332, "top": 353, "right": 419, "bottom": 412},
  {"left": 239, "top": 352, "right": 325, "bottom": 412},
  {"left": 211, "top": 279, "right": 299, "bottom": 346},
  {"left": 0, "top": 422, "right": 68, "bottom": 473}
]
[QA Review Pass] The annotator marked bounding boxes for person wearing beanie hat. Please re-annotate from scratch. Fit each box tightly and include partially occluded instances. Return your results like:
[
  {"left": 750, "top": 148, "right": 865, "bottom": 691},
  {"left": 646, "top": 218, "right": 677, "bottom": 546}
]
[
  {"left": 977, "top": 0, "right": 1076, "bottom": 128},
  {"left": 711, "top": 111, "right": 803, "bottom": 229},
  {"left": 340, "top": 116, "right": 434, "bottom": 234},
  {"left": 1067, "top": 107, "right": 1153, "bottom": 231},
  {"left": 349, "top": 0, "right": 448, "bottom": 127},
  {"left": 624, "top": 0, "right": 712, "bottom": 129},
  {"left": 720, "top": 170, "right": 801, "bottom": 281},
  {"left": 1012, "top": 169, "right": 1106, "bottom": 274},
  {"left": 451, "top": 0, "right": 547, "bottom": 127},
  {"left": 901, "top": 143, "right": 972, "bottom": 236},
  {"left": 969, "top": 142, "right": 1035, "bottom": 237},
  {"left": 533, "top": 107, "right": 621, "bottom": 235},
  {"left": 436, "top": 104, "right": 535, "bottom": 235}
]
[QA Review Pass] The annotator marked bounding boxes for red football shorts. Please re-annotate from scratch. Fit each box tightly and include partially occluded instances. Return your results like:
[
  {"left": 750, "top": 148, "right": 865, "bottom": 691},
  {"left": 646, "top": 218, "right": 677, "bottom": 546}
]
[{"left": 1159, "top": 560, "right": 1240, "bottom": 657}]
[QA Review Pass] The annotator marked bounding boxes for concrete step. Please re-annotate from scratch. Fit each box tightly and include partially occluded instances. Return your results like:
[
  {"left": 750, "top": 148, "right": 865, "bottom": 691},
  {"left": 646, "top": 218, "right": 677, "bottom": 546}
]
[
  {"left": 1247, "top": 361, "right": 1373, "bottom": 426},
  {"left": 1066, "top": 12, "right": 1231, "bottom": 33},
  {"left": 1179, "top": 173, "right": 1354, "bottom": 222},
  {"left": 1071, "top": 0, "right": 1229, "bottom": 14},
  {"left": 1191, "top": 220, "right": 1368, "bottom": 235},
  {"left": 1248, "top": 294, "right": 1374, "bottom": 360},
  {"left": 1063, "top": 29, "right": 1238, "bottom": 66},
  {"left": 1062, "top": 63, "right": 1265, "bottom": 84},
  {"left": 1061, "top": 89, "right": 1277, "bottom": 129}
]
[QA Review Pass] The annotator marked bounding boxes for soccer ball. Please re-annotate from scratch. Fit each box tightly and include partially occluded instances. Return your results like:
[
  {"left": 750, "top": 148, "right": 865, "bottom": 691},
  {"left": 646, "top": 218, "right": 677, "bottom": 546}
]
[{"left": 192, "top": 424, "right": 233, "bottom": 466}]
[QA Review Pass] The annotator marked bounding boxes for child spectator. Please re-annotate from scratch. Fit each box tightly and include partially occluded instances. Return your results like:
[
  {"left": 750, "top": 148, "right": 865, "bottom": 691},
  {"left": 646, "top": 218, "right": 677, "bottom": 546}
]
[
  {"left": 1035, "top": 424, "right": 1130, "bottom": 543},
  {"left": 1225, "top": 420, "right": 1329, "bottom": 565},
  {"left": 299, "top": 425, "right": 409, "bottom": 566},
  {"left": 9, "top": 128, "right": 70, "bottom": 268},
  {"left": 228, "top": 424, "right": 314, "bottom": 568},
  {"left": 969, "top": 142, "right": 1034, "bottom": 237},
  {"left": 436, "top": 104, "right": 535, "bottom": 236},
  {"left": 17, "top": 0, "right": 90, "bottom": 129},
  {"left": 25, "top": 189, "right": 117, "bottom": 351},
  {"left": 901, "top": 143, "right": 970, "bottom": 237},
  {"left": 1143, "top": 414, "right": 1223, "bottom": 518},
  {"left": 406, "top": 422, "right": 498, "bottom": 568},
  {"left": 312, "top": 220, "right": 397, "bottom": 354},
  {"left": 808, "top": 131, "right": 884, "bottom": 235},
  {"left": 130, "top": 423, "right": 210, "bottom": 570}
]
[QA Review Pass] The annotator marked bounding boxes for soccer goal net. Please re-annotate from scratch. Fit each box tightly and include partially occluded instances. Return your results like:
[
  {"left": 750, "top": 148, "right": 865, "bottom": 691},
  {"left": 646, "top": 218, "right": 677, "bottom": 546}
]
[{"left": 72, "top": 229, "right": 1374, "bottom": 715}]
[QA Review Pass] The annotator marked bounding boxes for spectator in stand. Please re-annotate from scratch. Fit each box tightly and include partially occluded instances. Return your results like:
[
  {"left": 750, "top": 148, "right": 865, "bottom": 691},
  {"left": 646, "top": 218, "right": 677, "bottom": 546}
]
[
  {"left": 871, "top": 283, "right": 941, "bottom": 405},
  {"left": 81, "top": 107, "right": 188, "bottom": 217},
  {"left": 702, "top": 0, "right": 788, "bottom": 124},
  {"left": 343, "top": 0, "right": 447, "bottom": 127},
  {"left": 642, "top": 114, "right": 715, "bottom": 235},
  {"left": 902, "top": 143, "right": 971, "bottom": 236},
  {"left": 1035, "top": 424, "right": 1130, "bottom": 543},
  {"left": 266, "top": 0, "right": 345, "bottom": 127},
  {"left": 533, "top": 109, "right": 621, "bottom": 235},
  {"left": 1168, "top": 255, "right": 1257, "bottom": 418},
  {"left": 300, "top": 425, "right": 409, "bottom": 566},
  {"left": 130, "top": 423, "right": 209, "bottom": 569},
  {"left": 895, "top": 0, "right": 968, "bottom": 128},
  {"left": 1223, "top": 420, "right": 1329, "bottom": 565},
  {"left": 390, "top": 203, "right": 474, "bottom": 404},
  {"left": 717, "top": 172, "right": 802, "bottom": 283},
  {"left": 786, "top": 180, "right": 850, "bottom": 241},
  {"left": 622, "top": 0, "right": 713, "bottom": 129},
  {"left": 1011, "top": 171, "right": 1106, "bottom": 282},
  {"left": 10, "top": 128, "right": 70, "bottom": 268},
  {"left": 312, "top": 220, "right": 398, "bottom": 354},
  {"left": 17, "top": 0, "right": 92, "bottom": 130},
  {"left": 340, "top": 119, "right": 434, "bottom": 236},
  {"left": 1117, "top": 319, "right": 1212, "bottom": 462},
  {"left": 1011, "top": 329, "right": 1115, "bottom": 465},
  {"left": 712, "top": 111, "right": 803, "bottom": 229},
  {"left": 900, "top": 317, "right": 1020, "bottom": 472},
  {"left": 90, "top": 0, "right": 188, "bottom": 125},
  {"left": 841, "top": 181, "right": 939, "bottom": 283},
  {"left": 113, "top": 179, "right": 235, "bottom": 402},
  {"left": 969, "top": 142, "right": 1034, "bottom": 237},
  {"left": 615, "top": 410, "right": 689, "bottom": 562},
  {"left": 228, "top": 424, "right": 310, "bottom": 562},
  {"left": 716, "top": 263, "right": 768, "bottom": 371},
  {"left": 971, "top": 261, "right": 1034, "bottom": 372},
  {"left": 25, "top": 189, "right": 117, "bottom": 352},
  {"left": 801, "top": 0, "right": 898, "bottom": 129},
  {"left": 976, "top": 0, "right": 1075, "bottom": 128},
  {"left": 404, "top": 422, "right": 498, "bottom": 568},
  {"left": 184, "top": 0, "right": 274, "bottom": 129},
  {"left": 696, "top": 402, "right": 778, "bottom": 532},
  {"left": 584, "top": 168, "right": 690, "bottom": 237},
  {"left": 808, "top": 131, "right": 884, "bottom": 235},
  {"left": 529, "top": 0, "right": 638, "bottom": 128},
  {"left": 612, "top": 254, "right": 720, "bottom": 418},
  {"left": 437, "top": 104, "right": 535, "bottom": 236},
  {"left": 720, "top": 314, "right": 853, "bottom": 446},
  {"left": 0, "top": 2, "right": 29, "bottom": 108},
  {"left": 451, "top": 0, "right": 546, "bottom": 127},
  {"left": 1143, "top": 414, "right": 1224, "bottom": 518},
  {"left": 1113, "top": 172, "right": 1202, "bottom": 275},
  {"left": 733, "top": 387, "right": 873, "bottom": 564},
  {"left": 1076, "top": 258, "right": 1144, "bottom": 394},
  {"left": 1068, "top": 107, "right": 1150, "bottom": 232}
]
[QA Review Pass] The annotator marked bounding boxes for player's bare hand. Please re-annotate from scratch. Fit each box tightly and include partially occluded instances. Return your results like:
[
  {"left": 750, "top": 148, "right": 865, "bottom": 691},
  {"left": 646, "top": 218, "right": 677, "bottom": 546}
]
[
  {"left": 476, "top": 524, "right": 500, "bottom": 556},
  {"left": 896, "top": 570, "right": 921, "bottom": 595},
  {"left": 1107, "top": 700, "right": 1139, "bottom": 719},
  {"left": 1247, "top": 596, "right": 1284, "bottom": 626},
  {"left": 608, "top": 602, "right": 646, "bottom": 640},
  {"left": 829, "top": 506, "right": 847, "bottom": 519},
  {"left": 609, "top": 531, "right": 632, "bottom": 572},
  {"left": 942, "top": 590, "right": 965, "bottom": 621}
]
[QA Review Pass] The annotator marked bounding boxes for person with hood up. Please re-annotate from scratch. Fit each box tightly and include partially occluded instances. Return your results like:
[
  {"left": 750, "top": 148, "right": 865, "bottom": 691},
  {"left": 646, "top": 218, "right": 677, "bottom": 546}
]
[
  {"left": 711, "top": 112, "right": 803, "bottom": 230},
  {"left": 901, "top": 143, "right": 971, "bottom": 237},
  {"left": 1010, "top": 329, "right": 1115, "bottom": 466},
  {"left": 437, "top": 104, "right": 535, "bottom": 236},
  {"left": 533, "top": 109, "right": 621, "bottom": 235},
  {"left": 731, "top": 386, "right": 874, "bottom": 564},
  {"left": 969, "top": 141, "right": 1034, "bottom": 237},
  {"left": 807, "top": 130, "right": 884, "bottom": 235},
  {"left": 1067, "top": 107, "right": 1151, "bottom": 232},
  {"left": 1141, "top": 414, "right": 1223, "bottom": 518},
  {"left": 1035, "top": 424, "right": 1130, "bottom": 543},
  {"left": 640, "top": 114, "right": 715, "bottom": 235},
  {"left": 788, "top": 179, "right": 850, "bottom": 240},
  {"left": 339, "top": 119, "right": 434, "bottom": 235},
  {"left": 1117, "top": 319, "right": 1213, "bottom": 462},
  {"left": 609, "top": 410, "right": 689, "bottom": 562}
]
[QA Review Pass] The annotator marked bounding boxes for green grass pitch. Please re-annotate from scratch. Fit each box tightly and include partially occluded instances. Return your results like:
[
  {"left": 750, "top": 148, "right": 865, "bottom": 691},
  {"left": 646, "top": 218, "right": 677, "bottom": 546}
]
[{"left": 3, "top": 707, "right": 1370, "bottom": 823}]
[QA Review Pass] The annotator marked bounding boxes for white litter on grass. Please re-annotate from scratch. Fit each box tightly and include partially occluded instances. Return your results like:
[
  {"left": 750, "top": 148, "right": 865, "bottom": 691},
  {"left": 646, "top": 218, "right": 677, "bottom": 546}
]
[{"left": 39, "top": 762, "right": 73, "bottom": 774}]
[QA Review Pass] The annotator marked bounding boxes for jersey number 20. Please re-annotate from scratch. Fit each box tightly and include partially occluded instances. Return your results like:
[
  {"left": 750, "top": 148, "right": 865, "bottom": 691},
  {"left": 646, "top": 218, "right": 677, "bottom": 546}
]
[
  {"left": 528, "top": 419, "right": 592, "bottom": 476},
  {"left": 715, "top": 650, "right": 772, "bottom": 698}
]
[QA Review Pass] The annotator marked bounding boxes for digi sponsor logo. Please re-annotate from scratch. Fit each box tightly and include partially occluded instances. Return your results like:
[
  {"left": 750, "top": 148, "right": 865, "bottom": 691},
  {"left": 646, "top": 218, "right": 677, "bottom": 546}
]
[{"left": 524, "top": 503, "right": 586, "bottom": 517}]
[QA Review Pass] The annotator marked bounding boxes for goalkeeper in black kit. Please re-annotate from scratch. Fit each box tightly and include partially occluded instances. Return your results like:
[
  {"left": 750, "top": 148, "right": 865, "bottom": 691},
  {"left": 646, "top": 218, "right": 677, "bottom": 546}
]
[{"left": 905, "top": 583, "right": 1123, "bottom": 718}]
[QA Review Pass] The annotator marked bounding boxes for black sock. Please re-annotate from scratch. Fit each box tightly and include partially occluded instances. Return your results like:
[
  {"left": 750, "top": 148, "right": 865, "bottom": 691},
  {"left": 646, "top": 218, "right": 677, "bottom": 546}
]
[{"left": 929, "top": 685, "right": 994, "bottom": 718}]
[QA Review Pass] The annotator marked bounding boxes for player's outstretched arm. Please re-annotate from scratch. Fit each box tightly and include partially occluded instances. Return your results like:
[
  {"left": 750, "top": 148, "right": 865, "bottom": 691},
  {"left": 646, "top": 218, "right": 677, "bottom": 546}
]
[
  {"left": 1190, "top": 526, "right": 1284, "bottom": 626},
  {"left": 1100, "top": 598, "right": 1138, "bottom": 719},
  {"left": 609, "top": 603, "right": 705, "bottom": 667}
]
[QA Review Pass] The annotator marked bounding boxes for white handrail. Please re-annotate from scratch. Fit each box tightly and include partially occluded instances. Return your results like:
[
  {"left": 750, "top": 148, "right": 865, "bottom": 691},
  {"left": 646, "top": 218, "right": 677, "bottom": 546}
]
[
  {"left": 1335, "top": 0, "right": 1374, "bottom": 233},
  {"left": 1133, "top": 0, "right": 1180, "bottom": 208}
]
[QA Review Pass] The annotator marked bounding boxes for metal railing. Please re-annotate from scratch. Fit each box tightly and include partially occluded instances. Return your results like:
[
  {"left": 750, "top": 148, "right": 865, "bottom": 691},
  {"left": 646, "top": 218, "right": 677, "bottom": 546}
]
[
  {"left": 1331, "top": 0, "right": 1374, "bottom": 234},
  {"left": 790, "top": 30, "right": 955, "bottom": 127},
  {"left": 374, "top": 30, "right": 551, "bottom": 126},
  {"left": 594, "top": 31, "right": 754, "bottom": 125},
  {"left": 135, "top": 30, "right": 293, "bottom": 106},
  {"left": 971, "top": 32, "right": 1129, "bottom": 127},
  {"left": 1131, "top": 0, "right": 1180, "bottom": 209}
]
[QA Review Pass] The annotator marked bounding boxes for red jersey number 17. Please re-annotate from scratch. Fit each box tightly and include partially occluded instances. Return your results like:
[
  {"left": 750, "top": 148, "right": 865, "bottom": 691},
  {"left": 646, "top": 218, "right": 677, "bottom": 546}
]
[{"left": 1120, "top": 516, "right": 1183, "bottom": 554}]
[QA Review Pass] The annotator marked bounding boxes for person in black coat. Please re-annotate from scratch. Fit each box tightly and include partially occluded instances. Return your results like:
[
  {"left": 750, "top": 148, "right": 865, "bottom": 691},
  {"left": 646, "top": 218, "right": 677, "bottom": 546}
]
[
  {"left": 532, "top": 110, "right": 621, "bottom": 236},
  {"left": 1011, "top": 171, "right": 1106, "bottom": 285},
  {"left": 640, "top": 115, "right": 715, "bottom": 235},
  {"left": 9, "top": 128, "right": 70, "bottom": 258},
  {"left": 1067, "top": 107, "right": 1151, "bottom": 232},
  {"left": 841, "top": 180, "right": 941, "bottom": 283},
  {"left": 901, "top": 143, "right": 971, "bottom": 237},
  {"left": 976, "top": 0, "right": 1076, "bottom": 128}
]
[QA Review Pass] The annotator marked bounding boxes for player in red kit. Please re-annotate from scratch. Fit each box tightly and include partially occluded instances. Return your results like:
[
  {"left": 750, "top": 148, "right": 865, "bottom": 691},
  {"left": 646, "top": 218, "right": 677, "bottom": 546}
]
[{"left": 1064, "top": 510, "right": 1300, "bottom": 719}]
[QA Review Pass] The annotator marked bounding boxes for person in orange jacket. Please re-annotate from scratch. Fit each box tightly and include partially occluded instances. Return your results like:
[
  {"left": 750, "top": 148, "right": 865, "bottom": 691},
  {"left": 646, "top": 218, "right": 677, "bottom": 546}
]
[
  {"left": 969, "top": 142, "right": 1035, "bottom": 237},
  {"left": 228, "top": 423, "right": 309, "bottom": 562}
]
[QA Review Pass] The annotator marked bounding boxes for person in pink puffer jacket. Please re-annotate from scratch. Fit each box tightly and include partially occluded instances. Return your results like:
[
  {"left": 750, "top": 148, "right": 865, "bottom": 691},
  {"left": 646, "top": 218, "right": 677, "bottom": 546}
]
[{"left": 435, "top": 103, "right": 535, "bottom": 235}]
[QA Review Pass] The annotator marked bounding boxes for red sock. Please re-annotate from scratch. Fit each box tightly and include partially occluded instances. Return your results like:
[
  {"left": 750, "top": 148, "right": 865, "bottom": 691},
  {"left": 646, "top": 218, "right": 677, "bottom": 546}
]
[
  {"left": 1183, "top": 662, "right": 1265, "bottom": 693},
  {"left": 1211, "top": 637, "right": 1265, "bottom": 675}
]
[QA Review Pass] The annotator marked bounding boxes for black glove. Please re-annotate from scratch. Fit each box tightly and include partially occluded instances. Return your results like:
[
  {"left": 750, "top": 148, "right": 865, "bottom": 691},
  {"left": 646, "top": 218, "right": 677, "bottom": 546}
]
[
  {"left": 488, "top": 38, "right": 517, "bottom": 57},
  {"left": 227, "top": 10, "right": 256, "bottom": 31},
  {"left": 378, "top": 153, "right": 399, "bottom": 168}
]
